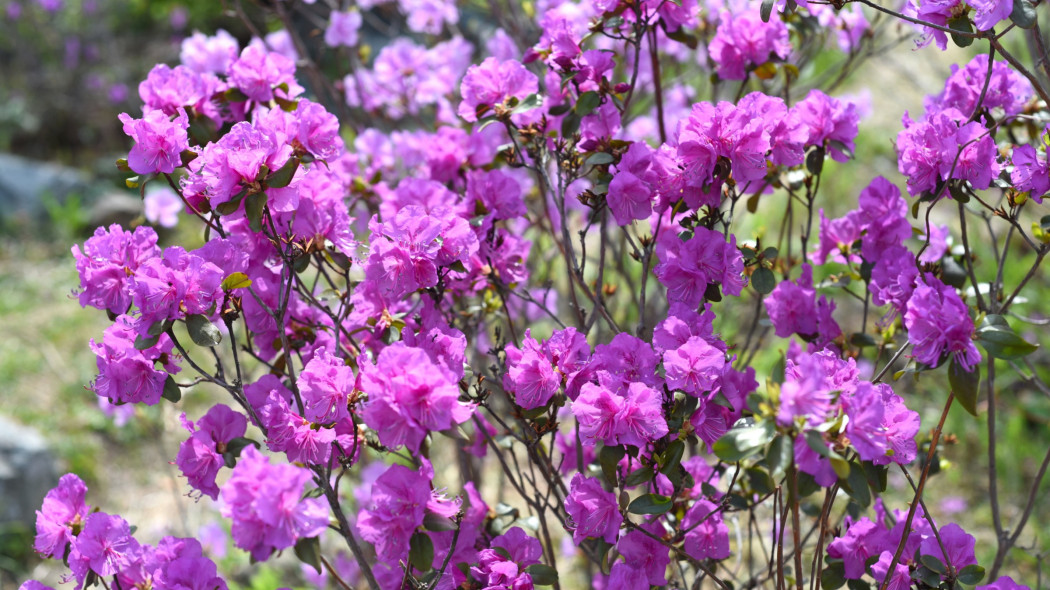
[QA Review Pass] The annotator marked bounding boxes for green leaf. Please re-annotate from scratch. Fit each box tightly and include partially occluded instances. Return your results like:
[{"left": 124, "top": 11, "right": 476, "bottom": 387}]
[
  {"left": 804, "top": 430, "right": 830, "bottom": 457},
  {"left": 747, "top": 466, "right": 775, "bottom": 495},
  {"left": 511, "top": 93, "right": 543, "bottom": 115},
  {"left": 586, "top": 152, "right": 615, "bottom": 166},
  {"left": 575, "top": 91, "right": 602, "bottom": 117},
  {"left": 844, "top": 462, "right": 871, "bottom": 508},
  {"left": 627, "top": 493, "right": 673, "bottom": 515},
  {"left": 919, "top": 554, "right": 946, "bottom": 574},
  {"left": 947, "top": 15, "right": 975, "bottom": 47},
  {"left": 561, "top": 112, "right": 581, "bottom": 137},
  {"left": 221, "top": 272, "right": 253, "bottom": 291},
  {"left": 949, "top": 356, "right": 981, "bottom": 416},
  {"left": 600, "top": 445, "right": 626, "bottom": 485},
  {"left": 760, "top": 0, "right": 775, "bottom": 21},
  {"left": 911, "top": 565, "right": 941, "bottom": 588},
  {"left": 245, "top": 191, "right": 267, "bottom": 233},
  {"left": 806, "top": 146, "right": 825, "bottom": 175},
  {"left": 977, "top": 315, "right": 1038, "bottom": 360},
  {"left": 162, "top": 375, "right": 181, "bottom": 403},
  {"left": 409, "top": 532, "right": 434, "bottom": 572},
  {"left": 293, "top": 536, "right": 322, "bottom": 575},
  {"left": 664, "top": 27, "right": 699, "bottom": 48},
  {"left": 525, "top": 564, "right": 559, "bottom": 586},
  {"left": 134, "top": 333, "right": 160, "bottom": 351},
  {"left": 624, "top": 465, "right": 654, "bottom": 487},
  {"left": 821, "top": 561, "right": 846, "bottom": 590},
  {"left": 266, "top": 157, "right": 300, "bottom": 189},
  {"left": 186, "top": 314, "right": 222, "bottom": 347},
  {"left": 957, "top": 564, "right": 986, "bottom": 585},
  {"left": 1011, "top": 0, "right": 1037, "bottom": 28},
  {"left": 713, "top": 419, "right": 775, "bottom": 462},
  {"left": 829, "top": 454, "right": 850, "bottom": 480},
  {"left": 659, "top": 440, "right": 686, "bottom": 475},
  {"left": 765, "top": 434, "right": 793, "bottom": 477},
  {"left": 423, "top": 512, "right": 457, "bottom": 532},
  {"left": 752, "top": 267, "right": 776, "bottom": 294}
]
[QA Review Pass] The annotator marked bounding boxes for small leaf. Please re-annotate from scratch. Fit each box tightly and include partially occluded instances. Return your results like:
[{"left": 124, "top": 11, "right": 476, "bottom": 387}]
[
  {"left": 266, "top": 157, "right": 300, "bottom": 189},
  {"left": 713, "top": 420, "right": 775, "bottom": 462},
  {"left": 957, "top": 564, "right": 986, "bottom": 585},
  {"left": 806, "top": 146, "right": 825, "bottom": 175},
  {"left": 511, "top": 93, "right": 543, "bottom": 115},
  {"left": 293, "top": 536, "right": 322, "bottom": 575},
  {"left": 624, "top": 465, "right": 654, "bottom": 487},
  {"left": 747, "top": 466, "right": 775, "bottom": 495},
  {"left": 919, "top": 554, "right": 946, "bottom": 574},
  {"left": 947, "top": 15, "right": 975, "bottom": 47},
  {"left": 912, "top": 565, "right": 942, "bottom": 588},
  {"left": 1011, "top": 0, "right": 1037, "bottom": 28},
  {"left": 600, "top": 445, "right": 626, "bottom": 485},
  {"left": 135, "top": 333, "right": 160, "bottom": 351},
  {"left": 409, "top": 532, "right": 434, "bottom": 572},
  {"left": 186, "top": 314, "right": 222, "bottom": 347},
  {"left": 525, "top": 564, "right": 559, "bottom": 586},
  {"left": 752, "top": 267, "right": 776, "bottom": 294},
  {"left": 659, "top": 440, "right": 686, "bottom": 475},
  {"left": 760, "top": 0, "right": 775, "bottom": 21},
  {"left": 221, "top": 272, "right": 253, "bottom": 291},
  {"left": 821, "top": 561, "right": 846, "bottom": 590},
  {"left": 423, "top": 512, "right": 457, "bottom": 532},
  {"left": 245, "top": 191, "right": 267, "bottom": 233},
  {"left": 844, "top": 462, "right": 871, "bottom": 508},
  {"left": 586, "top": 152, "right": 615, "bottom": 166},
  {"left": 162, "top": 375, "right": 181, "bottom": 403},
  {"left": 977, "top": 315, "right": 1038, "bottom": 360},
  {"left": 575, "top": 91, "right": 602, "bottom": 117},
  {"left": 765, "top": 434, "right": 792, "bottom": 477},
  {"left": 949, "top": 357, "right": 981, "bottom": 416},
  {"left": 627, "top": 493, "right": 673, "bottom": 515}
]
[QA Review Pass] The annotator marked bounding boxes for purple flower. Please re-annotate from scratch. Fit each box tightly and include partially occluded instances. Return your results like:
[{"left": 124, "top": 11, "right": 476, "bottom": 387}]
[
  {"left": 458, "top": 57, "right": 538, "bottom": 122},
  {"left": 708, "top": 10, "right": 791, "bottom": 81},
  {"left": 176, "top": 404, "right": 247, "bottom": 500},
  {"left": 764, "top": 264, "right": 839, "bottom": 346},
  {"left": 68, "top": 512, "right": 141, "bottom": 583},
  {"left": 219, "top": 446, "right": 328, "bottom": 561},
  {"left": 870, "top": 245, "right": 918, "bottom": 311},
  {"left": 1011, "top": 142, "right": 1050, "bottom": 202},
  {"left": 827, "top": 517, "right": 892, "bottom": 579},
  {"left": 34, "top": 474, "right": 90, "bottom": 558},
  {"left": 607, "top": 141, "right": 658, "bottom": 226},
  {"left": 874, "top": 387, "right": 921, "bottom": 466},
  {"left": 655, "top": 226, "right": 747, "bottom": 307},
  {"left": 615, "top": 523, "right": 670, "bottom": 585},
  {"left": 399, "top": 0, "right": 458, "bottom": 34},
  {"left": 920, "top": 523, "right": 977, "bottom": 572},
  {"left": 565, "top": 474, "right": 622, "bottom": 544},
  {"left": 682, "top": 499, "right": 730, "bottom": 561},
  {"left": 180, "top": 29, "right": 239, "bottom": 74},
  {"left": 794, "top": 90, "right": 859, "bottom": 163},
  {"left": 325, "top": 10, "right": 362, "bottom": 48},
  {"left": 663, "top": 336, "right": 725, "bottom": 396},
  {"left": 504, "top": 332, "right": 560, "bottom": 409},
  {"left": 360, "top": 343, "right": 474, "bottom": 451},
  {"left": 931, "top": 55, "right": 1031, "bottom": 117},
  {"left": 842, "top": 383, "right": 888, "bottom": 462},
  {"left": 72, "top": 224, "right": 160, "bottom": 314},
  {"left": 297, "top": 347, "right": 353, "bottom": 424},
  {"left": 871, "top": 550, "right": 913, "bottom": 590},
  {"left": 228, "top": 45, "right": 300, "bottom": 103},
  {"left": 904, "top": 274, "right": 981, "bottom": 370},
  {"left": 90, "top": 316, "right": 178, "bottom": 406},
  {"left": 118, "top": 108, "right": 190, "bottom": 175},
  {"left": 466, "top": 168, "right": 527, "bottom": 220},
  {"left": 357, "top": 464, "right": 430, "bottom": 562}
]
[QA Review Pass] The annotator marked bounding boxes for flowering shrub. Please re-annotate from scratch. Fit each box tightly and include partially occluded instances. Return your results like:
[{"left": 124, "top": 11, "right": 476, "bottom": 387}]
[{"left": 22, "top": 0, "right": 1050, "bottom": 589}]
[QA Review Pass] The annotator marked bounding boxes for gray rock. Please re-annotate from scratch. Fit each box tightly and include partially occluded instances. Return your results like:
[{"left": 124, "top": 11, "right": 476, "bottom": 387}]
[
  {"left": 0, "top": 416, "right": 57, "bottom": 529},
  {"left": 0, "top": 152, "right": 96, "bottom": 226}
]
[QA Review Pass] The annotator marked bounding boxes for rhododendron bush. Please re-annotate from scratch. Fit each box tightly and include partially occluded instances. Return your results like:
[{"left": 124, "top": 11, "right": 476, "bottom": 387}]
[{"left": 25, "top": 0, "right": 1050, "bottom": 588}]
